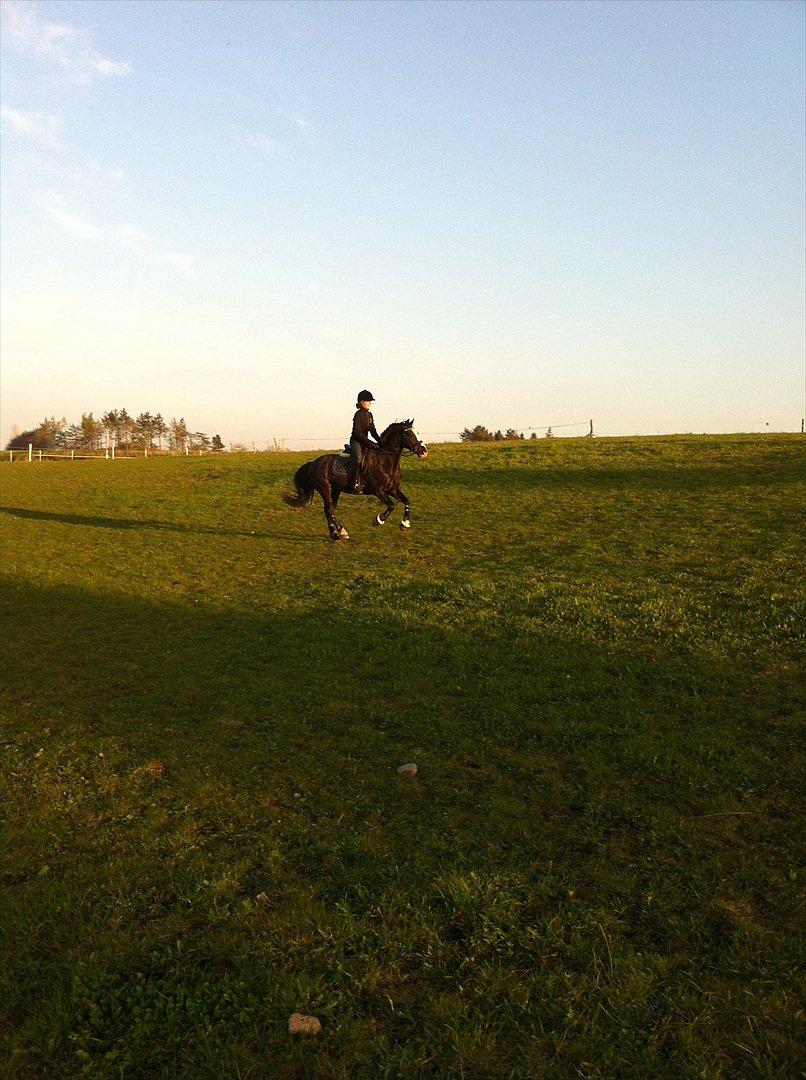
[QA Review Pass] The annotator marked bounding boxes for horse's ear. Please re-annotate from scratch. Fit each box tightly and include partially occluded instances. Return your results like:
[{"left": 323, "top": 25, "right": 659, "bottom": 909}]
[{"left": 408, "top": 418, "right": 414, "bottom": 426}]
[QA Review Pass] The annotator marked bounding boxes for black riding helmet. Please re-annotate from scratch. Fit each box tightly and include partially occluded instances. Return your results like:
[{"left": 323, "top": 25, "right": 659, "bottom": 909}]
[{"left": 357, "top": 390, "right": 374, "bottom": 403}]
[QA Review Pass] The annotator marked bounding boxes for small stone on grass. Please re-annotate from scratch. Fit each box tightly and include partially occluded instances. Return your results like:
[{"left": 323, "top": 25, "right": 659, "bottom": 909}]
[
  {"left": 288, "top": 1013, "right": 322, "bottom": 1036},
  {"left": 397, "top": 763, "right": 418, "bottom": 776}
]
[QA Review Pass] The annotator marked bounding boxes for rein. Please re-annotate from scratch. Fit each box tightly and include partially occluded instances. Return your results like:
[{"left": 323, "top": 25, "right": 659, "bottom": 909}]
[
  {"left": 370, "top": 429, "right": 410, "bottom": 456},
  {"left": 371, "top": 443, "right": 413, "bottom": 457}
]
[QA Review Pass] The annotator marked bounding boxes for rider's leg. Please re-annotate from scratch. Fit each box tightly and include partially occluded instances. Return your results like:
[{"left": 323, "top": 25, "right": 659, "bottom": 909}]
[{"left": 350, "top": 440, "right": 364, "bottom": 492}]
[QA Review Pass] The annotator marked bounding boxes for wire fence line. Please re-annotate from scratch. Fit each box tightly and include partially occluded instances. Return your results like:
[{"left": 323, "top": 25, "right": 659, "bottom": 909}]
[
  {"left": 274, "top": 419, "right": 596, "bottom": 443},
  {"left": 5, "top": 420, "right": 801, "bottom": 461}
]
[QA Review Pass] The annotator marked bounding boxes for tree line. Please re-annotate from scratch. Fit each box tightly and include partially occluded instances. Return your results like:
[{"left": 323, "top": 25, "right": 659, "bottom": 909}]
[
  {"left": 460, "top": 426, "right": 542, "bottom": 442},
  {"left": 5, "top": 411, "right": 224, "bottom": 452}
]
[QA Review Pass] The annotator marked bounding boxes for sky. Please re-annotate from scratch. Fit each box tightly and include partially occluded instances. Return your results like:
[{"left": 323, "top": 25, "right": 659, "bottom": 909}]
[{"left": 1, "top": 0, "right": 804, "bottom": 448}]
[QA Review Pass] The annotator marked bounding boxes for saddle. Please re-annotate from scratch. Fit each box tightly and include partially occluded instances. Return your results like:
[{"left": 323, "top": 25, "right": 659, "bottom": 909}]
[
  {"left": 337, "top": 445, "right": 373, "bottom": 492},
  {"left": 337, "top": 446, "right": 359, "bottom": 485}
]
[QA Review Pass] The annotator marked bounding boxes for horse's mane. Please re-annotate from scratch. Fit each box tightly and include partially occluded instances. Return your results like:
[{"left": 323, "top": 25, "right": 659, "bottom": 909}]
[{"left": 378, "top": 420, "right": 412, "bottom": 445}]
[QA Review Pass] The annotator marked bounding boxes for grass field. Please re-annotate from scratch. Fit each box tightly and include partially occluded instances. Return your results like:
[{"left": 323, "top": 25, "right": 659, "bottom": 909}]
[{"left": 1, "top": 434, "right": 803, "bottom": 1078}]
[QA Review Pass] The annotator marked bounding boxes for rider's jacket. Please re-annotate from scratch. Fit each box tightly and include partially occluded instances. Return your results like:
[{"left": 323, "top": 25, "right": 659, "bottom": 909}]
[{"left": 350, "top": 409, "right": 381, "bottom": 449}]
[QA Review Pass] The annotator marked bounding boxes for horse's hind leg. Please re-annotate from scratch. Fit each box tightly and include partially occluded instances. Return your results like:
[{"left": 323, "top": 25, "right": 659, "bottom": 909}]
[
  {"left": 331, "top": 489, "right": 349, "bottom": 539},
  {"left": 321, "top": 481, "right": 344, "bottom": 541}
]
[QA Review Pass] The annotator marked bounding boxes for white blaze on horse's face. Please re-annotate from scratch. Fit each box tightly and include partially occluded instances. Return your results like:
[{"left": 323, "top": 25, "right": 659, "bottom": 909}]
[{"left": 406, "top": 426, "right": 428, "bottom": 458}]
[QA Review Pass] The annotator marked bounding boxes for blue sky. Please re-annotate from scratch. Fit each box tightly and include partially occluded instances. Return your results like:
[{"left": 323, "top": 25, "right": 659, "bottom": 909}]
[{"left": 1, "top": 0, "right": 803, "bottom": 447}]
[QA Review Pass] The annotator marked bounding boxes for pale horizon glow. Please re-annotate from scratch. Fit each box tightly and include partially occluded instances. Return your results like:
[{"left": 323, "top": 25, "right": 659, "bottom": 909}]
[{"left": 1, "top": 0, "right": 804, "bottom": 450}]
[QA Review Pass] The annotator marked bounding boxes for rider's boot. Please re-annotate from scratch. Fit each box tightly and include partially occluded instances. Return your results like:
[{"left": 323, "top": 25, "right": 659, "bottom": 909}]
[{"left": 353, "top": 464, "right": 363, "bottom": 494}]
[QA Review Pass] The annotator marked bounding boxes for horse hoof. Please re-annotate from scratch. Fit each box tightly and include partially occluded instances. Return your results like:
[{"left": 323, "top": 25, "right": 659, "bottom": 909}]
[
  {"left": 400, "top": 521, "right": 411, "bottom": 531},
  {"left": 340, "top": 528, "right": 350, "bottom": 539},
  {"left": 372, "top": 515, "right": 385, "bottom": 527}
]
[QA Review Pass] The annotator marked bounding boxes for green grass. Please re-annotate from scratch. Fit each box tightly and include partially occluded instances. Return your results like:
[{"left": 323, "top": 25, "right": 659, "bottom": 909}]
[{"left": 1, "top": 434, "right": 803, "bottom": 1078}]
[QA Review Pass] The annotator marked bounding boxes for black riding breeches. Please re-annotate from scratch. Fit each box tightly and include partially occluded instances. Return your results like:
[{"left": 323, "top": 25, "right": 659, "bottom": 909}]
[{"left": 350, "top": 440, "right": 363, "bottom": 471}]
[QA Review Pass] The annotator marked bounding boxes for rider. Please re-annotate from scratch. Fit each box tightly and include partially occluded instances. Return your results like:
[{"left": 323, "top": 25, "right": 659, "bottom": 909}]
[{"left": 350, "top": 390, "right": 381, "bottom": 493}]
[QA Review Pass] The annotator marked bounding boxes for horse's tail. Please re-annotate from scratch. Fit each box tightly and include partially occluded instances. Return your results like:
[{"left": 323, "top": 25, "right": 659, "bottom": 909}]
[{"left": 283, "top": 462, "right": 315, "bottom": 508}]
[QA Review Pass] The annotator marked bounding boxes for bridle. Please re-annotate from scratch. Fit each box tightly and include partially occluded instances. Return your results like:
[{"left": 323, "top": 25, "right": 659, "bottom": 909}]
[
  {"left": 374, "top": 423, "right": 427, "bottom": 458},
  {"left": 400, "top": 426, "right": 428, "bottom": 458}
]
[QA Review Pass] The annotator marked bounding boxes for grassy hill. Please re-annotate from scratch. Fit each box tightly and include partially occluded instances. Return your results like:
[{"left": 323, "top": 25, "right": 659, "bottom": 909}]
[{"left": 1, "top": 435, "right": 803, "bottom": 1077}]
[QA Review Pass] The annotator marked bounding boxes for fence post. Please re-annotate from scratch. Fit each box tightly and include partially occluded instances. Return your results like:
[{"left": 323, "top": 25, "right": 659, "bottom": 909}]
[
  {"left": 144, "top": 446, "right": 148, "bottom": 458},
  {"left": 112, "top": 445, "right": 116, "bottom": 460},
  {"left": 105, "top": 448, "right": 109, "bottom": 460},
  {"left": 28, "top": 444, "right": 33, "bottom": 462},
  {"left": 38, "top": 449, "right": 42, "bottom": 461},
  {"left": 9, "top": 450, "right": 12, "bottom": 462},
  {"left": 71, "top": 449, "right": 74, "bottom": 460}
]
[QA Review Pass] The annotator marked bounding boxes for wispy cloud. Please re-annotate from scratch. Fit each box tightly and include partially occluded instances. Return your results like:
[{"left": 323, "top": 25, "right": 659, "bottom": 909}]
[
  {"left": 41, "top": 195, "right": 99, "bottom": 238},
  {"left": 241, "top": 132, "right": 281, "bottom": 156},
  {"left": 70, "top": 160, "right": 126, "bottom": 187},
  {"left": 42, "top": 195, "right": 193, "bottom": 269},
  {"left": 2, "top": 1, "right": 131, "bottom": 84},
  {"left": 277, "top": 107, "right": 312, "bottom": 135},
  {"left": 1, "top": 107, "right": 62, "bottom": 147},
  {"left": 91, "top": 55, "right": 131, "bottom": 77}
]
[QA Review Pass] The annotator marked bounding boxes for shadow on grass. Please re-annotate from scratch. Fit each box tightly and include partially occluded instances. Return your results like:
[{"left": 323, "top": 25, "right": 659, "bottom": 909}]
[
  {"left": 0, "top": 506, "right": 324, "bottom": 543},
  {"left": 4, "top": 575, "right": 798, "bottom": 929},
  {"left": 2, "top": 577, "right": 801, "bottom": 1078},
  {"left": 1, "top": 575, "right": 795, "bottom": 810}
]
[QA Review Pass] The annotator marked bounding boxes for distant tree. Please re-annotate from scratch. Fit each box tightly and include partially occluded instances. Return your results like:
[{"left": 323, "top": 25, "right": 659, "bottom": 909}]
[
  {"left": 101, "top": 409, "right": 121, "bottom": 447},
  {"left": 81, "top": 413, "right": 102, "bottom": 449},
  {"left": 494, "top": 430, "right": 503, "bottom": 441},
  {"left": 153, "top": 414, "right": 167, "bottom": 450},
  {"left": 169, "top": 417, "right": 189, "bottom": 451},
  {"left": 211, "top": 434, "right": 225, "bottom": 451},
  {"left": 504, "top": 428, "right": 520, "bottom": 440},
  {"left": 530, "top": 431, "right": 538, "bottom": 439},
  {"left": 6, "top": 429, "right": 39, "bottom": 450},
  {"left": 135, "top": 412, "right": 154, "bottom": 448},
  {"left": 118, "top": 408, "right": 136, "bottom": 449},
  {"left": 65, "top": 423, "right": 83, "bottom": 448},
  {"left": 460, "top": 425, "right": 494, "bottom": 442},
  {"left": 34, "top": 416, "right": 68, "bottom": 449},
  {"left": 190, "top": 431, "right": 211, "bottom": 450}
]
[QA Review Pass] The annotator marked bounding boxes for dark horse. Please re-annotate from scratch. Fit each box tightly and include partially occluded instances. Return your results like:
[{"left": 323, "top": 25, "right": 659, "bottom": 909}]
[{"left": 283, "top": 420, "right": 428, "bottom": 541}]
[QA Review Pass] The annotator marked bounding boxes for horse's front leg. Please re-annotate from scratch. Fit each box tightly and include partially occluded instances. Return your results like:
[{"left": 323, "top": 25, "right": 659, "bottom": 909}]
[
  {"left": 391, "top": 487, "right": 412, "bottom": 531},
  {"left": 372, "top": 493, "right": 395, "bottom": 527}
]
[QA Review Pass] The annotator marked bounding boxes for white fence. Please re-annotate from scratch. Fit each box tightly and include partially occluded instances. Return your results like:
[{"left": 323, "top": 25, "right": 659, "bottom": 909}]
[{"left": 6, "top": 445, "right": 225, "bottom": 462}]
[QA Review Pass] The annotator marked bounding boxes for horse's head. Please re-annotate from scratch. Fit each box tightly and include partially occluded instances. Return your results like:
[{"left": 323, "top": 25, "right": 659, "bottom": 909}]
[
  {"left": 401, "top": 420, "right": 428, "bottom": 458},
  {"left": 379, "top": 420, "right": 428, "bottom": 458}
]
